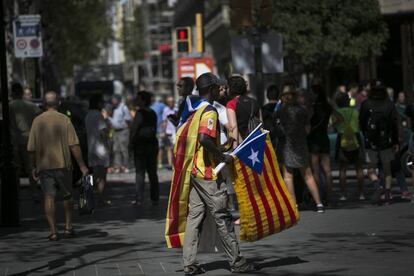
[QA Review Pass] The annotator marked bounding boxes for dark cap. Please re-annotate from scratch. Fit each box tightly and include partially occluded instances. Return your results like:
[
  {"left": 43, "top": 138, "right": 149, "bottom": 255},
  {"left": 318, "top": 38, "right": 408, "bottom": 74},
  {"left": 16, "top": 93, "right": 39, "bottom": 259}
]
[{"left": 196, "top": 73, "right": 227, "bottom": 90}]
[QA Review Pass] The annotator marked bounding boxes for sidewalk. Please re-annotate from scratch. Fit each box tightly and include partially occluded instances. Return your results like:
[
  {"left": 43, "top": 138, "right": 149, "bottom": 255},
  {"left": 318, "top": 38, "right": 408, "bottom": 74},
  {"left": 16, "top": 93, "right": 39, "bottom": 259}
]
[{"left": 1, "top": 170, "right": 414, "bottom": 275}]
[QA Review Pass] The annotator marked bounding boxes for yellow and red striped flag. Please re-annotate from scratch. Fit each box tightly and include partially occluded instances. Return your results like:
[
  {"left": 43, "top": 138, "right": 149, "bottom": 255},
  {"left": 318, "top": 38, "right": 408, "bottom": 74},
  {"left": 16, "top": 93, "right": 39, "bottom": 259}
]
[
  {"left": 233, "top": 137, "right": 299, "bottom": 242},
  {"left": 165, "top": 104, "right": 208, "bottom": 248},
  {"left": 165, "top": 102, "right": 299, "bottom": 247}
]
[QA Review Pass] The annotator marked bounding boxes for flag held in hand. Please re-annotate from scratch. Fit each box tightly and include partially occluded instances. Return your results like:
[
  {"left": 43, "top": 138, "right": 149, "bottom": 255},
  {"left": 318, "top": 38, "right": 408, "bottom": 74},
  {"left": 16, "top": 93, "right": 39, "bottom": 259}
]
[{"left": 234, "top": 129, "right": 267, "bottom": 174}]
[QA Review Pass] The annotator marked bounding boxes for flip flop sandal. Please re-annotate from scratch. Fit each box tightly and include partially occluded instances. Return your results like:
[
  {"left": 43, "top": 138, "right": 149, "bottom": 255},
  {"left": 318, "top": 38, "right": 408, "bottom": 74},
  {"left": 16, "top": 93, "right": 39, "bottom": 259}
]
[
  {"left": 48, "top": 233, "right": 59, "bottom": 241},
  {"left": 63, "top": 228, "right": 76, "bottom": 238}
]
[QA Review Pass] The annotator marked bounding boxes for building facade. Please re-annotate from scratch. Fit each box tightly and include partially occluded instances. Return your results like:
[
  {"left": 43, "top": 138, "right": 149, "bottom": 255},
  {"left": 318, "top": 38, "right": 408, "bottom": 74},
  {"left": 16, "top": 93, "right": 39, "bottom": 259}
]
[
  {"left": 378, "top": 0, "right": 414, "bottom": 95},
  {"left": 123, "top": 0, "right": 174, "bottom": 95}
]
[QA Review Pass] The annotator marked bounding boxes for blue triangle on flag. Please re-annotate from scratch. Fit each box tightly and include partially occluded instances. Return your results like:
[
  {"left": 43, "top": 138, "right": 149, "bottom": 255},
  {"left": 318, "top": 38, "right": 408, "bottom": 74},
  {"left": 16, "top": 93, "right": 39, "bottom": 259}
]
[{"left": 235, "top": 132, "right": 267, "bottom": 174}]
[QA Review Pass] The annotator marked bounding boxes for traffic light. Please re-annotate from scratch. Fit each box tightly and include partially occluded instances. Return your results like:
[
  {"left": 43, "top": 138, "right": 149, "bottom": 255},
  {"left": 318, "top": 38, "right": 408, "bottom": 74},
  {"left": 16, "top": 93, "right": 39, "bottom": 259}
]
[{"left": 175, "top": 27, "right": 192, "bottom": 53}]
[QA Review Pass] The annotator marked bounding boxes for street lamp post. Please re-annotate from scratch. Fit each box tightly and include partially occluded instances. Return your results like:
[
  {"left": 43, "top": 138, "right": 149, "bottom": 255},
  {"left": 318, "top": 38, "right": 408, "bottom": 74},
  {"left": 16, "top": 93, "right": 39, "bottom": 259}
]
[
  {"left": 0, "top": 0, "right": 20, "bottom": 226},
  {"left": 252, "top": 27, "right": 264, "bottom": 107}
]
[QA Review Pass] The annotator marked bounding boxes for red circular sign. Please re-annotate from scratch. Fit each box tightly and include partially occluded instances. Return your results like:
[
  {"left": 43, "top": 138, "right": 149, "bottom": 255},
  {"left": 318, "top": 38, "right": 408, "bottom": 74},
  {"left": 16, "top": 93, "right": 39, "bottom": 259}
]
[
  {"left": 16, "top": 39, "right": 27, "bottom": 49},
  {"left": 30, "top": 39, "right": 40, "bottom": 49}
]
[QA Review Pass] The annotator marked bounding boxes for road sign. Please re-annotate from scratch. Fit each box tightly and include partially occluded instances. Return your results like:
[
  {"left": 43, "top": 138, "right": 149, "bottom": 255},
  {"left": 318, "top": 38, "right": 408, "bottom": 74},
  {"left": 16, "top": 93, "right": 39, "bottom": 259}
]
[
  {"left": 177, "top": 57, "right": 214, "bottom": 80},
  {"left": 13, "top": 15, "right": 43, "bottom": 58}
]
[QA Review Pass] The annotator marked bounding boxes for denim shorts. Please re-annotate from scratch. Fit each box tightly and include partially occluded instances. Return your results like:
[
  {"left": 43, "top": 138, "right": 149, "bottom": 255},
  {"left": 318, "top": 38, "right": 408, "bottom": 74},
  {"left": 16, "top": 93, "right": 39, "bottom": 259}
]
[{"left": 39, "top": 168, "right": 73, "bottom": 200}]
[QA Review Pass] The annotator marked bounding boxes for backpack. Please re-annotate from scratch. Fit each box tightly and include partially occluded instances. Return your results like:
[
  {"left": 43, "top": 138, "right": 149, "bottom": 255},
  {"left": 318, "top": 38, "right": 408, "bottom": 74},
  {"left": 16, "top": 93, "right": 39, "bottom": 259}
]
[
  {"left": 235, "top": 96, "right": 261, "bottom": 139},
  {"left": 340, "top": 109, "right": 359, "bottom": 152},
  {"left": 365, "top": 102, "right": 392, "bottom": 150}
]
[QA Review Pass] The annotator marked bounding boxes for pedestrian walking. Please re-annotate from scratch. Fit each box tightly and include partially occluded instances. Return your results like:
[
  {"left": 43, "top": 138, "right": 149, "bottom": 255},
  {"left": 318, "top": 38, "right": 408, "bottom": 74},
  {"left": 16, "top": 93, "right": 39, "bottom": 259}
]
[
  {"left": 27, "top": 91, "right": 89, "bottom": 241},
  {"left": 359, "top": 84, "right": 400, "bottom": 204},
  {"left": 85, "top": 94, "right": 111, "bottom": 206},
  {"left": 348, "top": 83, "right": 359, "bottom": 107},
  {"left": 130, "top": 91, "right": 159, "bottom": 206},
  {"left": 226, "top": 75, "right": 260, "bottom": 144},
  {"left": 151, "top": 96, "right": 167, "bottom": 168},
  {"left": 261, "top": 84, "right": 280, "bottom": 147},
  {"left": 277, "top": 84, "right": 325, "bottom": 212},
  {"left": 308, "top": 84, "right": 339, "bottom": 204},
  {"left": 181, "top": 73, "right": 257, "bottom": 275},
  {"left": 334, "top": 93, "right": 365, "bottom": 201},
  {"left": 213, "top": 84, "right": 236, "bottom": 210},
  {"left": 109, "top": 94, "right": 132, "bottom": 173},
  {"left": 389, "top": 91, "right": 411, "bottom": 200},
  {"left": 161, "top": 95, "right": 176, "bottom": 169},
  {"left": 23, "top": 86, "right": 33, "bottom": 101},
  {"left": 356, "top": 81, "right": 369, "bottom": 108},
  {"left": 9, "top": 82, "right": 42, "bottom": 202},
  {"left": 176, "top": 77, "right": 195, "bottom": 119}
]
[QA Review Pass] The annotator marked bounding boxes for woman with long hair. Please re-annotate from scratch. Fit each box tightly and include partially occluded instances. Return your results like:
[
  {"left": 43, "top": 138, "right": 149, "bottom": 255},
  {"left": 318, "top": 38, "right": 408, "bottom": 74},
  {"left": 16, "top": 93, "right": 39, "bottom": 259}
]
[
  {"left": 226, "top": 76, "right": 260, "bottom": 145},
  {"left": 308, "top": 84, "right": 339, "bottom": 204},
  {"left": 277, "top": 84, "right": 325, "bottom": 212}
]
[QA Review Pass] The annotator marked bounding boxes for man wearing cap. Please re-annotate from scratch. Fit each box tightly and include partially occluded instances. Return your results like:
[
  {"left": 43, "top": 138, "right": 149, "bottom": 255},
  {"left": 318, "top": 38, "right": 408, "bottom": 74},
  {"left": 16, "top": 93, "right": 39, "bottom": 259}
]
[{"left": 179, "top": 73, "right": 258, "bottom": 275}]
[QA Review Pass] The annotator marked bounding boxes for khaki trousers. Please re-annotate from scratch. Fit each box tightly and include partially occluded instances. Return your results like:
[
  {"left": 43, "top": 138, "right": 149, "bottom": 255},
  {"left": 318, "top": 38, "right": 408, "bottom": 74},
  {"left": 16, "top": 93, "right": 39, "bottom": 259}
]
[{"left": 183, "top": 176, "right": 246, "bottom": 268}]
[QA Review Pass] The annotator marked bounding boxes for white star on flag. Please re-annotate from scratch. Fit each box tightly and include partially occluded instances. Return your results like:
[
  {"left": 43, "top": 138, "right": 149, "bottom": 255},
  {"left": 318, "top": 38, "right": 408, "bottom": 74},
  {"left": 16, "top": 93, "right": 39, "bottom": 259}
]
[{"left": 248, "top": 148, "right": 260, "bottom": 167}]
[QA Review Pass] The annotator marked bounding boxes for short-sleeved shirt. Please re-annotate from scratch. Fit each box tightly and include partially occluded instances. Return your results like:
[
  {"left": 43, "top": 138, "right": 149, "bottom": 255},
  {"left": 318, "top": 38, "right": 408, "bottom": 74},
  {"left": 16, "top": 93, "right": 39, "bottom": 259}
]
[
  {"left": 150, "top": 101, "right": 167, "bottom": 133},
  {"left": 109, "top": 103, "right": 132, "bottom": 130},
  {"left": 226, "top": 95, "right": 260, "bottom": 139},
  {"left": 226, "top": 96, "right": 239, "bottom": 111},
  {"left": 213, "top": 101, "right": 229, "bottom": 145},
  {"left": 162, "top": 106, "right": 176, "bottom": 136},
  {"left": 9, "top": 99, "right": 41, "bottom": 145},
  {"left": 191, "top": 105, "right": 219, "bottom": 181},
  {"left": 85, "top": 110, "right": 110, "bottom": 167},
  {"left": 28, "top": 110, "right": 79, "bottom": 171}
]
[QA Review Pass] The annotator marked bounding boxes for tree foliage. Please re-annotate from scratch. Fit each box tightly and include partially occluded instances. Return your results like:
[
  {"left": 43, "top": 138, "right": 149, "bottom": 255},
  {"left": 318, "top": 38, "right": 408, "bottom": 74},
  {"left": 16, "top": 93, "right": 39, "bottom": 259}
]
[
  {"left": 42, "top": 0, "right": 112, "bottom": 78},
  {"left": 271, "top": 0, "right": 388, "bottom": 72}
]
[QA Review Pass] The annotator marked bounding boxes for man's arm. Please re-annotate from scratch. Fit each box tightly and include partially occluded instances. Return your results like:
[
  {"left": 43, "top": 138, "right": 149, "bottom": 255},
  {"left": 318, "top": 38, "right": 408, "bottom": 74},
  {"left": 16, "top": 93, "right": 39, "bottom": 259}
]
[
  {"left": 199, "top": 134, "right": 232, "bottom": 164},
  {"left": 129, "top": 111, "right": 142, "bottom": 146},
  {"left": 29, "top": 151, "right": 39, "bottom": 181},
  {"left": 123, "top": 105, "right": 133, "bottom": 127},
  {"left": 70, "top": 145, "right": 89, "bottom": 176}
]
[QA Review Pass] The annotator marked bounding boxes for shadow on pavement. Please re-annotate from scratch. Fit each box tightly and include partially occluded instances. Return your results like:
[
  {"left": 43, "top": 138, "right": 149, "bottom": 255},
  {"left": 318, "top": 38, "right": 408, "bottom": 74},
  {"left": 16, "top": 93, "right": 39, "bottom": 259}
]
[
  {"left": 9, "top": 242, "right": 147, "bottom": 276},
  {"left": 203, "top": 256, "right": 308, "bottom": 274}
]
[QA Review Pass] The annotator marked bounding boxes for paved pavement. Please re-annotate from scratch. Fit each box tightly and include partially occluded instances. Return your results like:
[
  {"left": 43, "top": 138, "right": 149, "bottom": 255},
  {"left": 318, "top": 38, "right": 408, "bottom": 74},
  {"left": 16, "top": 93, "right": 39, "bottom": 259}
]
[{"left": 1, "top": 169, "right": 414, "bottom": 276}]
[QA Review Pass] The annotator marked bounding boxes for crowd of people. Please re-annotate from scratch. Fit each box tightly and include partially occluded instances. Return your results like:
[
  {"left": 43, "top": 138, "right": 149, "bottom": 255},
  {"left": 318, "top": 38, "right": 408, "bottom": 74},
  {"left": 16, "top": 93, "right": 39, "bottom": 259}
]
[
  {"left": 6, "top": 72, "right": 414, "bottom": 275},
  {"left": 7, "top": 75, "right": 414, "bottom": 240}
]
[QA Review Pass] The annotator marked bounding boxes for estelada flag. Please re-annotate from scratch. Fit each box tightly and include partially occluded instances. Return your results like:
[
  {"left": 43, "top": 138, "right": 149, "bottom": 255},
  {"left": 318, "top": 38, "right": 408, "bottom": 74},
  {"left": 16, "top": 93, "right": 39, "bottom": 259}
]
[
  {"left": 165, "top": 100, "right": 208, "bottom": 248},
  {"left": 233, "top": 136, "right": 299, "bottom": 242}
]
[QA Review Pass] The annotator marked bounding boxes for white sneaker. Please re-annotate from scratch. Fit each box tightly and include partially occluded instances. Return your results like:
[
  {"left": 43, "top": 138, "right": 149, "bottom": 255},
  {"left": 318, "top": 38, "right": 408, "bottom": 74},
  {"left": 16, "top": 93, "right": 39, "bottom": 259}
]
[
  {"left": 339, "top": 195, "right": 347, "bottom": 201},
  {"left": 359, "top": 194, "right": 366, "bottom": 201},
  {"left": 316, "top": 204, "right": 325, "bottom": 213}
]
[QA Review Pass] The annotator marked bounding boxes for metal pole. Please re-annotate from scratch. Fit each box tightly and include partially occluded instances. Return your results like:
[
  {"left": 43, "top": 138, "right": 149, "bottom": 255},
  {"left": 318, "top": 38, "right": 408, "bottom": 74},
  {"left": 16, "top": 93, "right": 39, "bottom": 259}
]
[
  {"left": 251, "top": 0, "right": 264, "bottom": 106},
  {"left": 253, "top": 27, "right": 264, "bottom": 107},
  {"left": 0, "top": 0, "right": 20, "bottom": 226}
]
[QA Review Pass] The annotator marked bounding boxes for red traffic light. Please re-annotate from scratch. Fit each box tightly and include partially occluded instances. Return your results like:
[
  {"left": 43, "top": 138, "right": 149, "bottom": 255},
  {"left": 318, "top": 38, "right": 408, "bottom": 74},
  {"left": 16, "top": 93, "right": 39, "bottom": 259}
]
[
  {"left": 175, "top": 27, "right": 192, "bottom": 53},
  {"left": 176, "top": 28, "right": 188, "bottom": 40}
]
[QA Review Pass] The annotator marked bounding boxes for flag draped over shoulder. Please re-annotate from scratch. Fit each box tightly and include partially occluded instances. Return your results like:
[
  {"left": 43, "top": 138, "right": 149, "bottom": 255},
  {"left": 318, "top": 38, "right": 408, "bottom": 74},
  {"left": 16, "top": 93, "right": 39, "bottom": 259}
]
[
  {"left": 233, "top": 136, "right": 299, "bottom": 242},
  {"left": 165, "top": 99, "right": 208, "bottom": 248}
]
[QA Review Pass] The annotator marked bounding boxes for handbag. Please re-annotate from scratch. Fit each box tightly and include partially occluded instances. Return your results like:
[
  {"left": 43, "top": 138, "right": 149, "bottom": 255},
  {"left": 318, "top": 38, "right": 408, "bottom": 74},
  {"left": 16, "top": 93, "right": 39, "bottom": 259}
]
[{"left": 78, "top": 175, "right": 95, "bottom": 215}]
